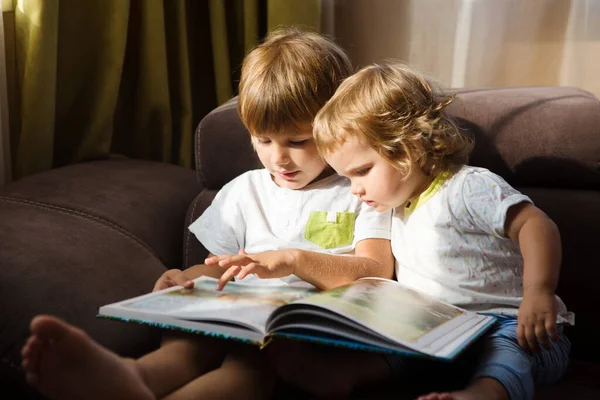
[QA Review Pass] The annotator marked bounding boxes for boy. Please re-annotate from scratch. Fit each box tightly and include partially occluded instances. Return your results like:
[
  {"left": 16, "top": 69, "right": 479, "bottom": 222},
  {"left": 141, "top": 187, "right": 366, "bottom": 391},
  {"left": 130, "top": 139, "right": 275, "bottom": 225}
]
[{"left": 21, "top": 28, "right": 395, "bottom": 400}]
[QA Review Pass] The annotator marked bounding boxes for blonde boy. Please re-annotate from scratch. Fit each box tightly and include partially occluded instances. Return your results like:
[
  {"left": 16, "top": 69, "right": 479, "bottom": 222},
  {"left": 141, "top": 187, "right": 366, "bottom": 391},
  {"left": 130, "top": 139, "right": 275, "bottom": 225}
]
[{"left": 21, "top": 29, "right": 395, "bottom": 400}]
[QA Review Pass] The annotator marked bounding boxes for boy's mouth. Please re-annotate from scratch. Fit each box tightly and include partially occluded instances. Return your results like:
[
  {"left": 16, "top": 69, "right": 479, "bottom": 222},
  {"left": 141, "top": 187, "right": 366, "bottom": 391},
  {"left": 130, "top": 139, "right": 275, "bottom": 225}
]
[{"left": 278, "top": 171, "right": 299, "bottom": 180}]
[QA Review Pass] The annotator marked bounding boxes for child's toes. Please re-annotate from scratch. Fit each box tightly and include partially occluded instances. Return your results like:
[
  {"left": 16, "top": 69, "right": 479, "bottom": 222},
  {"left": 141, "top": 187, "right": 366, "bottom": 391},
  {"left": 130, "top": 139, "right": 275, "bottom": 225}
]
[
  {"left": 21, "top": 336, "right": 43, "bottom": 372},
  {"left": 21, "top": 336, "right": 35, "bottom": 356}
]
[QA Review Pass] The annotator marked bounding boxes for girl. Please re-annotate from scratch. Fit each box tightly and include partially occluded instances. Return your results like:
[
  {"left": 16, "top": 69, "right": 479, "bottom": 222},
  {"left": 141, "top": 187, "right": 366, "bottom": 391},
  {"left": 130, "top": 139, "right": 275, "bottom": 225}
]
[{"left": 313, "top": 61, "right": 573, "bottom": 400}]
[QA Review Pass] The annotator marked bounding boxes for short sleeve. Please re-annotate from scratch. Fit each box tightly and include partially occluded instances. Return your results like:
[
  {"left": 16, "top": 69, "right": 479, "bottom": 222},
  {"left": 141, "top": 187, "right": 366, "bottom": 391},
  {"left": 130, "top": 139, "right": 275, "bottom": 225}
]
[
  {"left": 188, "top": 179, "right": 246, "bottom": 256},
  {"left": 456, "top": 170, "right": 532, "bottom": 237},
  {"left": 353, "top": 202, "right": 392, "bottom": 246}
]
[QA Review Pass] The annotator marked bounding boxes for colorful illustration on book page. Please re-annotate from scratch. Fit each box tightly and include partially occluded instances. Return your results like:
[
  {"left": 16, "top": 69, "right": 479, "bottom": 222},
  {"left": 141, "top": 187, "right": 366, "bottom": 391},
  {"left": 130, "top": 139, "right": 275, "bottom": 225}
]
[{"left": 304, "top": 279, "right": 463, "bottom": 342}]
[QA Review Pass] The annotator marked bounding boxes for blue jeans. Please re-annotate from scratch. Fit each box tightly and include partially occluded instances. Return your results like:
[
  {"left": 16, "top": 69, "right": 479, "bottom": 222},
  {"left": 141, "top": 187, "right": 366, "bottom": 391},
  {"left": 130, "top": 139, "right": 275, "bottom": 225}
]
[{"left": 386, "top": 315, "right": 571, "bottom": 400}]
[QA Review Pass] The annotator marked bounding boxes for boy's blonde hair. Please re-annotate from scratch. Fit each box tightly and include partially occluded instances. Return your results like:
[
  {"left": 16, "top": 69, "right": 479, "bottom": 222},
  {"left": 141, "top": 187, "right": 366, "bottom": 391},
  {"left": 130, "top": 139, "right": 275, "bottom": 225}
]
[
  {"left": 314, "top": 62, "right": 473, "bottom": 177},
  {"left": 238, "top": 27, "right": 352, "bottom": 136}
]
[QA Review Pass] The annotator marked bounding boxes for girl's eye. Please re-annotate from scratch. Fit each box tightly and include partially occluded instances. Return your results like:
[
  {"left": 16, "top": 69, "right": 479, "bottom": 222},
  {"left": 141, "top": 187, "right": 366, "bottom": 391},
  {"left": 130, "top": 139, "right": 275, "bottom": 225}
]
[
  {"left": 289, "top": 139, "right": 308, "bottom": 146},
  {"left": 257, "top": 139, "right": 271, "bottom": 144},
  {"left": 356, "top": 167, "right": 371, "bottom": 176}
]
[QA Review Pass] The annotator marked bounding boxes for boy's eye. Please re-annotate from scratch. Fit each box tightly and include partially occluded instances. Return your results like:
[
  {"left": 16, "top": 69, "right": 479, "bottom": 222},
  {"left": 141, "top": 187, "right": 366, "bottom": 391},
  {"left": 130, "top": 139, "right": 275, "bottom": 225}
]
[
  {"left": 355, "top": 167, "right": 371, "bottom": 176},
  {"left": 257, "top": 138, "right": 271, "bottom": 144},
  {"left": 289, "top": 139, "right": 308, "bottom": 146}
]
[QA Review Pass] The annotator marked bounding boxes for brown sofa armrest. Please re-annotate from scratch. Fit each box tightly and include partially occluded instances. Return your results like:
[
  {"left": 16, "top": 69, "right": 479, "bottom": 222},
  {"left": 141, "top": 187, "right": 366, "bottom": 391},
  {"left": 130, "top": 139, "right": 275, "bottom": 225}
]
[{"left": 0, "top": 159, "right": 199, "bottom": 396}]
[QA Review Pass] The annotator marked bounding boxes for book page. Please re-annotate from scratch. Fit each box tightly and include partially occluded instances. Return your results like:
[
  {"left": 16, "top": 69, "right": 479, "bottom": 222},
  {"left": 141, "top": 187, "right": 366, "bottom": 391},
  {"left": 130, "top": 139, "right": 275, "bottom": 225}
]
[
  {"left": 270, "top": 278, "right": 484, "bottom": 354},
  {"left": 103, "top": 277, "right": 316, "bottom": 332}
]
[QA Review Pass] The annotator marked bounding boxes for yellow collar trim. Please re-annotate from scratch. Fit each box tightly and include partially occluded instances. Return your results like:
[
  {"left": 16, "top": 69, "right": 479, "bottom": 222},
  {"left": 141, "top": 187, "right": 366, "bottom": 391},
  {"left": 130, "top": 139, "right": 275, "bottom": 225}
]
[{"left": 404, "top": 171, "right": 451, "bottom": 217}]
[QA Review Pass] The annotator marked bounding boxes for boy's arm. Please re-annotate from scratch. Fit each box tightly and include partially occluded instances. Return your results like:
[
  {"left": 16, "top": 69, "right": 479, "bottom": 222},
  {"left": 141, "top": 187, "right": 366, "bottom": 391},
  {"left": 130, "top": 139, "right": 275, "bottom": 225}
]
[
  {"left": 505, "top": 202, "right": 561, "bottom": 351},
  {"left": 153, "top": 253, "right": 223, "bottom": 291},
  {"left": 182, "top": 258, "right": 224, "bottom": 280},
  {"left": 292, "top": 238, "right": 394, "bottom": 290},
  {"left": 290, "top": 202, "right": 393, "bottom": 290},
  {"left": 209, "top": 239, "right": 394, "bottom": 291}
]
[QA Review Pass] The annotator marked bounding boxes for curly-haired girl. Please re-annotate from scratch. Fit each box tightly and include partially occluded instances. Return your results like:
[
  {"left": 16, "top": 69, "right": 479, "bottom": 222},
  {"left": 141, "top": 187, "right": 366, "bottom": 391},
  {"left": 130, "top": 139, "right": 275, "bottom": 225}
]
[{"left": 314, "top": 61, "right": 573, "bottom": 400}]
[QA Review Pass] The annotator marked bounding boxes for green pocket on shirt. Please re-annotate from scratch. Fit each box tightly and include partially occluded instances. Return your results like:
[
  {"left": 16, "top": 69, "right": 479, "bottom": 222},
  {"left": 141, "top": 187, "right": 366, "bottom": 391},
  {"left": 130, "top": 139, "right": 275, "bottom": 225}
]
[{"left": 304, "top": 211, "right": 356, "bottom": 249}]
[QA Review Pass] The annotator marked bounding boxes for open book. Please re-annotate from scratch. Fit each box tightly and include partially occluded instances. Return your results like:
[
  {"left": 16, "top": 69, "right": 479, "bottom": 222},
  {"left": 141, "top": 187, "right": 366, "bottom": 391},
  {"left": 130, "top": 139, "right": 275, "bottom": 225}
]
[{"left": 99, "top": 277, "right": 495, "bottom": 361}]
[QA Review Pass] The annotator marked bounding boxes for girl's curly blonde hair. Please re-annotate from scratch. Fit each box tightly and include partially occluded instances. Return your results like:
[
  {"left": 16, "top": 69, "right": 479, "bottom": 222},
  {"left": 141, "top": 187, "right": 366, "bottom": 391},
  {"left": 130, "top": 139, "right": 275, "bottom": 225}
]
[{"left": 314, "top": 61, "right": 473, "bottom": 177}]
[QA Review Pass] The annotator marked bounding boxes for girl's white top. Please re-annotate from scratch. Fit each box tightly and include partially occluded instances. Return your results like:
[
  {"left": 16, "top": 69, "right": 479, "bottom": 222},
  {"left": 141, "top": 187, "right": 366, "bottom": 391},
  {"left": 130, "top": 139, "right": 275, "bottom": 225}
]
[{"left": 392, "top": 166, "right": 574, "bottom": 324}]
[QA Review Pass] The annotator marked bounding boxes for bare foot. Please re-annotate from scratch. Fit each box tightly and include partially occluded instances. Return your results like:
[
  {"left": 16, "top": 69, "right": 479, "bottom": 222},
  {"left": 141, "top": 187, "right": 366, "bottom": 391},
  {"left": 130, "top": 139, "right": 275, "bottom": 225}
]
[
  {"left": 417, "top": 378, "right": 509, "bottom": 400},
  {"left": 21, "top": 315, "right": 155, "bottom": 400}
]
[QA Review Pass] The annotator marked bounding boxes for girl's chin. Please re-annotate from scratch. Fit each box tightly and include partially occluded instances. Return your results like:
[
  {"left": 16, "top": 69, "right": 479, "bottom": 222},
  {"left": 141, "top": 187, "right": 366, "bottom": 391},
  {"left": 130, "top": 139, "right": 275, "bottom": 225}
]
[{"left": 372, "top": 203, "right": 393, "bottom": 212}]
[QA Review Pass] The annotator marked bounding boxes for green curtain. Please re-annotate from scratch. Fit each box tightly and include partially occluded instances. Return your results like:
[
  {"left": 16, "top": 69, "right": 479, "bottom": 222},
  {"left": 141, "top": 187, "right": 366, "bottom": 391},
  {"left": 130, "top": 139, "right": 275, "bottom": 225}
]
[{"left": 10, "top": 0, "right": 321, "bottom": 179}]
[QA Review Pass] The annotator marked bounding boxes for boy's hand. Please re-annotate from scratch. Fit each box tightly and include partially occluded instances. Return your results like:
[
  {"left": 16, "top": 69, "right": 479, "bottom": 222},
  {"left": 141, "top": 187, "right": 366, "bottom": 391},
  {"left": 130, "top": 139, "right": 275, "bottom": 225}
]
[
  {"left": 206, "top": 249, "right": 297, "bottom": 290},
  {"left": 517, "top": 287, "right": 559, "bottom": 352},
  {"left": 153, "top": 269, "right": 195, "bottom": 292}
]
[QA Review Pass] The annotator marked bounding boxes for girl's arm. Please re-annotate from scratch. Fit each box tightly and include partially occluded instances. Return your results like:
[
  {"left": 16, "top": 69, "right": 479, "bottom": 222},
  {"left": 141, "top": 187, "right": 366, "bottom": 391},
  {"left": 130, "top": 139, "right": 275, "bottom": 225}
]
[
  {"left": 505, "top": 202, "right": 562, "bottom": 351},
  {"left": 505, "top": 203, "right": 561, "bottom": 295}
]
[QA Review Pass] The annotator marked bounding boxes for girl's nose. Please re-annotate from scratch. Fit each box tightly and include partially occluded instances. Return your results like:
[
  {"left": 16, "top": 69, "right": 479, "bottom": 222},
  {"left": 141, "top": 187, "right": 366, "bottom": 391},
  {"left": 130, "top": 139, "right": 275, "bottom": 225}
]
[{"left": 351, "top": 181, "right": 365, "bottom": 196}]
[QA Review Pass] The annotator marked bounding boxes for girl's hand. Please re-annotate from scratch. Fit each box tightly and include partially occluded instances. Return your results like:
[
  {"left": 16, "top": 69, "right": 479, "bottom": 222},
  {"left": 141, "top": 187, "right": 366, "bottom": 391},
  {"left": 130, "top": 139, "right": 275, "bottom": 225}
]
[
  {"left": 206, "top": 249, "right": 297, "bottom": 290},
  {"left": 517, "top": 288, "right": 559, "bottom": 352},
  {"left": 152, "top": 269, "right": 195, "bottom": 292}
]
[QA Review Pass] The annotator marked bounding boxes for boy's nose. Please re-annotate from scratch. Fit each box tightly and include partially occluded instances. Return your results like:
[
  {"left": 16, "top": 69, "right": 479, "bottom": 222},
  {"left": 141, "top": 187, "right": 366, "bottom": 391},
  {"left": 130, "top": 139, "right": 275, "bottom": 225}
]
[{"left": 273, "top": 148, "right": 290, "bottom": 166}]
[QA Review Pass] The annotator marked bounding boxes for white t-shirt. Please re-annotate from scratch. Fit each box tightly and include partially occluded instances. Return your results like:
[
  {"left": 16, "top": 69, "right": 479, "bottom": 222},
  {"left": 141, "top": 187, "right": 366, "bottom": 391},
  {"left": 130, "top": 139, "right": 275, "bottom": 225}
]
[
  {"left": 189, "top": 169, "right": 392, "bottom": 288},
  {"left": 392, "top": 165, "right": 573, "bottom": 324}
]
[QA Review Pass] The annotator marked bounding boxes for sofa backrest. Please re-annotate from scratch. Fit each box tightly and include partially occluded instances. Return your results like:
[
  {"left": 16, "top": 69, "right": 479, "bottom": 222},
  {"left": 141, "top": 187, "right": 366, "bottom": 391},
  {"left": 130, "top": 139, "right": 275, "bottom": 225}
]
[
  {"left": 192, "top": 86, "right": 600, "bottom": 361},
  {"left": 194, "top": 98, "right": 261, "bottom": 191},
  {"left": 447, "top": 87, "right": 599, "bottom": 189},
  {"left": 195, "top": 87, "right": 599, "bottom": 190}
]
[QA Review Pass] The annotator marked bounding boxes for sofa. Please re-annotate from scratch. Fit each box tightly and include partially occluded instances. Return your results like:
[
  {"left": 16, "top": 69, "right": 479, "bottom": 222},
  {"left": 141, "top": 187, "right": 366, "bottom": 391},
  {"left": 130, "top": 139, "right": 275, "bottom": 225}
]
[{"left": 1, "top": 86, "right": 599, "bottom": 399}]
